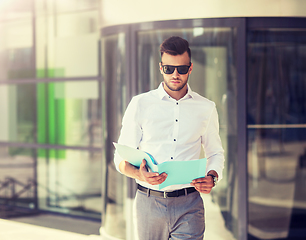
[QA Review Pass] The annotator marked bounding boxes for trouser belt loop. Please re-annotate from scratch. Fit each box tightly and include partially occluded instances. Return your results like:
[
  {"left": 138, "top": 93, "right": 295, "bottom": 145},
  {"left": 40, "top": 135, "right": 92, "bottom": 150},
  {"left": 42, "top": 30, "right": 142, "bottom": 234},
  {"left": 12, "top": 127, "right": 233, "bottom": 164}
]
[
  {"left": 184, "top": 188, "right": 188, "bottom": 196},
  {"left": 147, "top": 188, "right": 150, "bottom": 197}
]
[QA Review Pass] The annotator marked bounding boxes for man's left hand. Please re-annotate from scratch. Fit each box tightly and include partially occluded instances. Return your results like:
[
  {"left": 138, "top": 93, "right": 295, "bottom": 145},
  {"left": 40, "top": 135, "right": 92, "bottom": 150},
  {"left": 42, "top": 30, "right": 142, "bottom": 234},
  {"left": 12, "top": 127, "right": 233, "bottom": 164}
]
[{"left": 191, "top": 176, "right": 214, "bottom": 194}]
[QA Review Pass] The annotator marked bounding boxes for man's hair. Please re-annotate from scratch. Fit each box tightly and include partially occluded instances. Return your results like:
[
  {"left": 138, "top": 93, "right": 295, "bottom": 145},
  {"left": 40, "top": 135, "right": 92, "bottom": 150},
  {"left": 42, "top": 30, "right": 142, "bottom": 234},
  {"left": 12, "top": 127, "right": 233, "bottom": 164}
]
[{"left": 160, "top": 36, "right": 191, "bottom": 61}]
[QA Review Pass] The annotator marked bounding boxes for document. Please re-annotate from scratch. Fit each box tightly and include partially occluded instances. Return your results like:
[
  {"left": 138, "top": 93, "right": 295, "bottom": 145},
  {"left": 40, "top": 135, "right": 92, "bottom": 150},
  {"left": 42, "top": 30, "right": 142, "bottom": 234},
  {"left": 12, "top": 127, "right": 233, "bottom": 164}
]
[{"left": 114, "top": 143, "right": 207, "bottom": 190}]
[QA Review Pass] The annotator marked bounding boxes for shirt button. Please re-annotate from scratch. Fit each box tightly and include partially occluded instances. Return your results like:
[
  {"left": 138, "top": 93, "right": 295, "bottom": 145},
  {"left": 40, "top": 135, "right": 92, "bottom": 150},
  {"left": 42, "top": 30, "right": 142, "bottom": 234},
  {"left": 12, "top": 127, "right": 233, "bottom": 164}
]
[
  {"left": 171, "top": 157, "right": 173, "bottom": 159},
  {"left": 174, "top": 139, "right": 176, "bottom": 141},
  {"left": 176, "top": 102, "right": 178, "bottom": 105},
  {"left": 175, "top": 119, "right": 178, "bottom": 122}
]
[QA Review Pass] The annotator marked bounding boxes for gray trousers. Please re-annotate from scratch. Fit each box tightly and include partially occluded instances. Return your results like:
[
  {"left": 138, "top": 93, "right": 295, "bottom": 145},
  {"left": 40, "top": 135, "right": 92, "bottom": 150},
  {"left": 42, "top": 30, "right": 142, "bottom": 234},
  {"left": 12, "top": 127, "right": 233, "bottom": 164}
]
[{"left": 133, "top": 189, "right": 205, "bottom": 240}]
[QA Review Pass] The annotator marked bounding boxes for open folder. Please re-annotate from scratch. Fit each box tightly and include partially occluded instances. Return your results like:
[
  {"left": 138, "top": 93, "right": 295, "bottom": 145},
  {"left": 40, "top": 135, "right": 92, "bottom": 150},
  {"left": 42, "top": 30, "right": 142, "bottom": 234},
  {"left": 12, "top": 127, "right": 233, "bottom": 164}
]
[{"left": 113, "top": 143, "right": 207, "bottom": 190}]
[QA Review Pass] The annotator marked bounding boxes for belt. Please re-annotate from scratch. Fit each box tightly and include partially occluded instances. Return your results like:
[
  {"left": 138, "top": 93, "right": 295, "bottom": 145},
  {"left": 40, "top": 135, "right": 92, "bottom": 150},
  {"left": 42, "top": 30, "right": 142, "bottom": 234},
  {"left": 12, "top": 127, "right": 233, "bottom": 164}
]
[{"left": 137, "top": 184, "right": 196, "bottom": 198}]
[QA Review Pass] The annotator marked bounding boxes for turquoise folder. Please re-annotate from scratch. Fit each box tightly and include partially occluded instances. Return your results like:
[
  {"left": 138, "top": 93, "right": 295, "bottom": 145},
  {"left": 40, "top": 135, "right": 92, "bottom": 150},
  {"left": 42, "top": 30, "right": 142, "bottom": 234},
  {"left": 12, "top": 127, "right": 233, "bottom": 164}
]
[{"left": 114, "top": 143, "right": 207, "bottom": 190}]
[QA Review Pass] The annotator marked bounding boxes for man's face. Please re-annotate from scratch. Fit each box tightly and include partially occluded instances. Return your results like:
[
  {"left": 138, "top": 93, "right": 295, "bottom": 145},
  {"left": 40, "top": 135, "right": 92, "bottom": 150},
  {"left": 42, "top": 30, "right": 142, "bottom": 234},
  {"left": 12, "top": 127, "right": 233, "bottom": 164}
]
[{"left": 159, "top": 51, "right": 193, "bottom": 95}]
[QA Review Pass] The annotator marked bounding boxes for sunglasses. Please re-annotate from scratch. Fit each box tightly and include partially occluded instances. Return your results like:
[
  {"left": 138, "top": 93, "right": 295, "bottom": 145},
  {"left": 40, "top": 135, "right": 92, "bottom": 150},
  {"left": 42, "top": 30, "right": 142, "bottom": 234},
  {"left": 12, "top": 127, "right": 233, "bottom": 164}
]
[{"left": 161, "top": 64, "right": 191, "bottom": 75}]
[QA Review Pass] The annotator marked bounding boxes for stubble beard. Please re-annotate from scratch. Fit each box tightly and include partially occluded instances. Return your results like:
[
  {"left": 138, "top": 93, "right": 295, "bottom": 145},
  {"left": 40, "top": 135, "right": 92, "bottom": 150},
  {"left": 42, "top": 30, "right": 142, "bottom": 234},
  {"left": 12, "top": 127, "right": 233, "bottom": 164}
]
[{"left": 164, "top": 75, "right": 189, "bottom": 92}]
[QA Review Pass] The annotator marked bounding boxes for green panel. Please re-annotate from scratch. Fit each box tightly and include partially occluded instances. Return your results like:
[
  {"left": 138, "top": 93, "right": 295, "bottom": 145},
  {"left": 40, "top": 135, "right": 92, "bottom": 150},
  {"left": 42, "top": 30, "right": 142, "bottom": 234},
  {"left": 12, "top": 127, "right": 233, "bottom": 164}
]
[
  {"left": 37, "top": 82, "right": 47, "bottom": 157},
  {"left": 47, "top": 82, "right": 56, "bottom": 158},
  {"left": 47, "top": 82, "right": 55, "bottom": 144},
  {"left": 36, "top": 68, "right": 66, "bottom": 159},
  {"left": 56, "top": 98, "right": 66, "bottom": 159},
  {"left": 36, "top": 69, "right": 47, "bottom": 79},
  {"left": 48, "top": 68, "right": 65, "bottom": 78}
]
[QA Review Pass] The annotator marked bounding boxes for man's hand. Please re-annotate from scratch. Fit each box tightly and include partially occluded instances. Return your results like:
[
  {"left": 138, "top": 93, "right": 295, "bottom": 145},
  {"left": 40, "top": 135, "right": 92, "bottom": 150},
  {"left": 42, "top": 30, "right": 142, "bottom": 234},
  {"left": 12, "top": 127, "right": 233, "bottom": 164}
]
[
  {"left": 138, "top": 159, "right": 167, "bottom": 185},
  {"left": 191, "top": 176, "right": 214, "bottom": 194},
  {"left": 119, "top": 159, "right": 167, "bottom": 185}
]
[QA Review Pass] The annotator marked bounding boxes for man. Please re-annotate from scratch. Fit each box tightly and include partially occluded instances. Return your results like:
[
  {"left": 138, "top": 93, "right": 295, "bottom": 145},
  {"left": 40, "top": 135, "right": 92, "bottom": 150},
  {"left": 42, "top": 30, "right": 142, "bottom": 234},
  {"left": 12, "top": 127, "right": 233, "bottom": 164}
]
[{"left": 114, "top": 36, "right": 225, "bottom": 240}]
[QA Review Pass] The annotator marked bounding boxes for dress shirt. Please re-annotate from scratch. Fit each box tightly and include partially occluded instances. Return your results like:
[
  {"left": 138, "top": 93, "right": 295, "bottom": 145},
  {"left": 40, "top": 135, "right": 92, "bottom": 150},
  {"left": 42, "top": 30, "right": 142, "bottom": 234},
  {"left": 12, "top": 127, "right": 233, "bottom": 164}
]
[{"left": 114, "top": 83, "right": 225, "bottom": 191}]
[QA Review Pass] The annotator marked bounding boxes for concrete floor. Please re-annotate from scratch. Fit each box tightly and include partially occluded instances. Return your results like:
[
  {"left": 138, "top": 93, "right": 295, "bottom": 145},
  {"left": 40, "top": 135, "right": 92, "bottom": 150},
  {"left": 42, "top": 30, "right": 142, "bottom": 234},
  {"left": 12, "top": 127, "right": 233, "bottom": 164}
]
[
  {"left": 0, "top": 193, "right": 237, "bottom": 240},
  {"left": 0, "top": 217, "right": 101, "bottom": 240},
  {"left": 11, "top": 213, "right": 101, "bottom": 235}
]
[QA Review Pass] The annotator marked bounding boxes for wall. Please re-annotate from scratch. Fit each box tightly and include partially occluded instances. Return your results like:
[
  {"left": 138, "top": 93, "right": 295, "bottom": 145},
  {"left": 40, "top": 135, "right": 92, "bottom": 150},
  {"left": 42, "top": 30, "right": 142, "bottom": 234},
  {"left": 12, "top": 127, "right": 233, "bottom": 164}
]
[{"left": 100, "top": 0, "right": 306, "bottom": 27}]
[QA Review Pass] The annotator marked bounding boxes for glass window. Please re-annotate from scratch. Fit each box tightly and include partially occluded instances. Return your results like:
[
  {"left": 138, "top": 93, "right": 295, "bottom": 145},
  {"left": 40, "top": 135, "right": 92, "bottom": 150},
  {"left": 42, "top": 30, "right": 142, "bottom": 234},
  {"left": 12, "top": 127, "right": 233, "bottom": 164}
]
[
  {"left": 247, "top": 29, "right": 306, "bottom": 240},
  {"left": 0, "top": 19, "right": 34, "bottom": 81},
  {"left": 0, "top": 146, "right": 37, "bottom": 214},
  {"left": 137, "top": 27, "right": 238, "bottom": 240},
  {"left": 101, "top": 33, "right": 127, "bottom": 239},
  {"left": 35, "top": 7, "right": 99, "bottom": 78},
  {"left": 37, "top": 80, "right": 101, "bottom": 148},
  {"left": 0, "top": 84, "right": 36, "bottom": 143},
  {"left": 0, "top": 81, "right": 101, "bottom": 147},
  {"left": 0, "top": 0, "right": 102, "bottom": 224},
  {"left": 37, "top": 148, "right": 101, "bottom": 219}
]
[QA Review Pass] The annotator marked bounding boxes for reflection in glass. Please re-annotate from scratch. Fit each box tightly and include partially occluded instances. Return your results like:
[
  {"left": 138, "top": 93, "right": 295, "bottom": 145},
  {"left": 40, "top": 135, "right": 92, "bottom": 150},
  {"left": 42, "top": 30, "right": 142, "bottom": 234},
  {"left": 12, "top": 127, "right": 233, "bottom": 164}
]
[
  {"left": 0, "top": 19, "right": 34, "bottom": 80},
  {"left": 137, "top": 28, "right": 238, "bottom": 240},
  {"left": 0, "top": 0, "right": 103, "bottom": 224},
  {"left": 35, "top": 8, "right": 99, "bottom": 78},
  {"left": 0, "top": 147, "right": 37, "bottom": 216},
  {"left": 0, "top": 84, "right": 35, "bottom": 143},
  {"left": 37, "top": 148, "right": 101, "bottom": 219},
  {"left": 101, "top": 33, "right": 127, "bottom": 239},
  {"left": 248, "top": 129, "right": 306, "bottom": 240},
  {"left": 0, "top": 80, "right": 101, "bottom": 146},
  {"left": 37, "top": 81, "right": 101, "bottom": 149},
  {"left": 248, "top": 29, "right": 306, "bottom": 240}
]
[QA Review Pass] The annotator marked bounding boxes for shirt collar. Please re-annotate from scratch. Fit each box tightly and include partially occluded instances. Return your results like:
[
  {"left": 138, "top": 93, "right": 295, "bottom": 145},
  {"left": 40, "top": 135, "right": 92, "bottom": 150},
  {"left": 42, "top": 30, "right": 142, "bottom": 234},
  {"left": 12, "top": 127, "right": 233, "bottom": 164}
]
[{"left": 157, "top": 82, "right": 195, "bottom": 100}]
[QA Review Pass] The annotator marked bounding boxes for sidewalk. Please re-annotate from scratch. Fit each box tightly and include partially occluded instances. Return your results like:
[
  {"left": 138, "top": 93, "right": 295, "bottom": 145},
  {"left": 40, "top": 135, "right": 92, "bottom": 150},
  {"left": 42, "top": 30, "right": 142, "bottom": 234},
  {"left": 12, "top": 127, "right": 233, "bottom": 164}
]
[
  {"left": 0, "top": 194, "right": 235, "bottom": 240},
  {"left": 0, "top": 218, "right": 101, "bottom": 240}
]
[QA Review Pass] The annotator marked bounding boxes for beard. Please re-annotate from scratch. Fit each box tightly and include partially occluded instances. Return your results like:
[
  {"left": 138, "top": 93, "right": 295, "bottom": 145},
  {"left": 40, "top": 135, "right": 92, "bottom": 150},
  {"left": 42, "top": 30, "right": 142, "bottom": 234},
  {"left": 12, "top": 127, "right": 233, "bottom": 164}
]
[{"left": 163, "top": 74, "right": 189, "bottom": 92}]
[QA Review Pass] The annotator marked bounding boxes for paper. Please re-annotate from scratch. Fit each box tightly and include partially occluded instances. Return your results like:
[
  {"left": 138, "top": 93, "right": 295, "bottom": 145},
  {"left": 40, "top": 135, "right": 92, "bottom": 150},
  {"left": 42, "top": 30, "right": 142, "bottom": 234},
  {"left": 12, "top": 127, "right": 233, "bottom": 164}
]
[{"left": 114, "top": 143, "right": 207, "bottom": 190}]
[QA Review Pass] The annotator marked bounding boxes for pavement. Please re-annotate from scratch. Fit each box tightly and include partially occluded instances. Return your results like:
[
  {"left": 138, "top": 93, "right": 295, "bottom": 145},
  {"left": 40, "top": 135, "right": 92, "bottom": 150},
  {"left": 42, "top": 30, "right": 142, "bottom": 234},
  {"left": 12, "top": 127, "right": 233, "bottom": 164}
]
[
  {"left": 0, "top": 218, "right": 101, "bottom": 240},
  {"left": 0, "top": 194, "right": 236, "bottom": 240}
]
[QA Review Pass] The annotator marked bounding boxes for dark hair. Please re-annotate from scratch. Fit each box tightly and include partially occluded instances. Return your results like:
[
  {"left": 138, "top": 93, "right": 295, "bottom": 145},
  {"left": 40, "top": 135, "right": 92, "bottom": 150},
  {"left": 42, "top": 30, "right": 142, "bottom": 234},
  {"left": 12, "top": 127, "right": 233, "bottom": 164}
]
[{"left": 160, "top": 36, "right": 191, "bottom": 61}]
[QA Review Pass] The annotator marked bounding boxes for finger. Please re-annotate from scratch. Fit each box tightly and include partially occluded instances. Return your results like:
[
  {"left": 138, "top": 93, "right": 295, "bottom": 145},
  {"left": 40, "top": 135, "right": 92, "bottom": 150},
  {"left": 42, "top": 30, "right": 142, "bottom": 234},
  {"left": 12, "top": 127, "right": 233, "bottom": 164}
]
[
  {"left": 154, "top": 173, "right": 167, "bottom": 182},
  {"left": 192, "top": 177, "right": 209, "bottom": 184},
  {"left": 194, "top": 181, "right": 213, "bottom": 188},
  {"left": 194, "top": 185, "right": 212, "bottom": 194},
  {"left": 195, "top": 184, "right": 212, "bottom": 192},
  {"left": 140, "top": 159, "right": 147, "bottom": 169},
  {"left": 147, "top": 173, "right": 167, "bottom": 182},
  {"left": 142, "top": 171, "right": 159, "bottom": 178},
  {"left": 146, "top": 173, "right": 168, "bottom": 185},
  {"left": 192, "top": 180, "right": 213, "bottom": 191}
]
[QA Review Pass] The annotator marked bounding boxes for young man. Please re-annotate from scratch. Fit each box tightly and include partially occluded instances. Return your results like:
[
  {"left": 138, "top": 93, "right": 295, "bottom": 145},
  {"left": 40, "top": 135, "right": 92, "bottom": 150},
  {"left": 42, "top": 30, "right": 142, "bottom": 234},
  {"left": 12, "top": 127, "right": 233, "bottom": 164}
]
[{"left": 114, "top": 36, "right": 225, "bottom": 240}]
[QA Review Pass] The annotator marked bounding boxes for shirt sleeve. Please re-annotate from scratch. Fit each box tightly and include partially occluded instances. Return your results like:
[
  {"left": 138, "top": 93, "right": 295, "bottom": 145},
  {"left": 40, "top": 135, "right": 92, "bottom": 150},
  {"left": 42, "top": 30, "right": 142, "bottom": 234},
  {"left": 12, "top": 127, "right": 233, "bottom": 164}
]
[
  {"left": 113, "top": 96, "right": 143, "bottom": 172},
  {"left": 201, "top": 105, "right": 225, "bottom": 181}
]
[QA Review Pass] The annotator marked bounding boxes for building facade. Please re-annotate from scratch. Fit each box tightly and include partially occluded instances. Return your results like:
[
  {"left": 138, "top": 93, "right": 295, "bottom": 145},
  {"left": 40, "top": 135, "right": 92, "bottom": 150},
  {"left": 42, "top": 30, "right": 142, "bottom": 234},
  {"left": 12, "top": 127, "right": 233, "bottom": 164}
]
[
  {"left": 0, "top": 0, "right": 102, "bottom": 220},
  {"left": 0, "top": 1, "right": 306, "bottom": 240}
]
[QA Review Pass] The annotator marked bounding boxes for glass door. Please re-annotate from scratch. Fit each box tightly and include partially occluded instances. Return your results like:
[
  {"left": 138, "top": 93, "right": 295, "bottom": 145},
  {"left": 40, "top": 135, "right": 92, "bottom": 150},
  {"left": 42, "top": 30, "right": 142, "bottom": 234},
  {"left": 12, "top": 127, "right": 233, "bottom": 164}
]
[
  {"left": 101, "top": 31, "right": 129, "bottom": 239},
  {"left": 101, "top": 18, "right": 247, "bottom": 240},
  {"left": 247, "top": 26, "right": 306, "bottom": 240},
  {"left": 135, "top": 20, "right": 243, "bottom": 240}
]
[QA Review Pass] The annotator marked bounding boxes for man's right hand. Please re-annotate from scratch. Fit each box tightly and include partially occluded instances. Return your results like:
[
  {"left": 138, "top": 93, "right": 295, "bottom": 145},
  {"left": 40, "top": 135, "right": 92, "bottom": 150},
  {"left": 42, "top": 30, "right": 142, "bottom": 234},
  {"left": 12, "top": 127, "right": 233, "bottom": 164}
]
[{"left": 139, "top": 159, "right": 167, "bottom": 185}]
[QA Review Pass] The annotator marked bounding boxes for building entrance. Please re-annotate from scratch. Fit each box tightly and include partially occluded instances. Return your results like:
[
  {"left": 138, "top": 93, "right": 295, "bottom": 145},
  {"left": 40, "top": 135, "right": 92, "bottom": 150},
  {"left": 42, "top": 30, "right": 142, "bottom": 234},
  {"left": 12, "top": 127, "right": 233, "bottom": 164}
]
[{"left": 247, "top": 23, "right": 306, "bottom": 239}]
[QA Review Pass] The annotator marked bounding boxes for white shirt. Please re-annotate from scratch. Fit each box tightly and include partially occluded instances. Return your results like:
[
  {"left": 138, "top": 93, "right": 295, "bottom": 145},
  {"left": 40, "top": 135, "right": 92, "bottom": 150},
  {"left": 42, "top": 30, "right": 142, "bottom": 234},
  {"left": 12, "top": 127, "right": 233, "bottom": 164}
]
[{"left": 114, "top": 83, "right": 225, "bottom": 191}]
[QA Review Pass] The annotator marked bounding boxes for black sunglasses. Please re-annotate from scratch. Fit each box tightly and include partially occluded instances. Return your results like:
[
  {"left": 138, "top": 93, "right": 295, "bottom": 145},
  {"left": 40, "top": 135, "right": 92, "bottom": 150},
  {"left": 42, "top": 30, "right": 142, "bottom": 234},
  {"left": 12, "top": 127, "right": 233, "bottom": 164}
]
[{"left": 161, "top": 63, "right": 191, "bottom": 75}]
